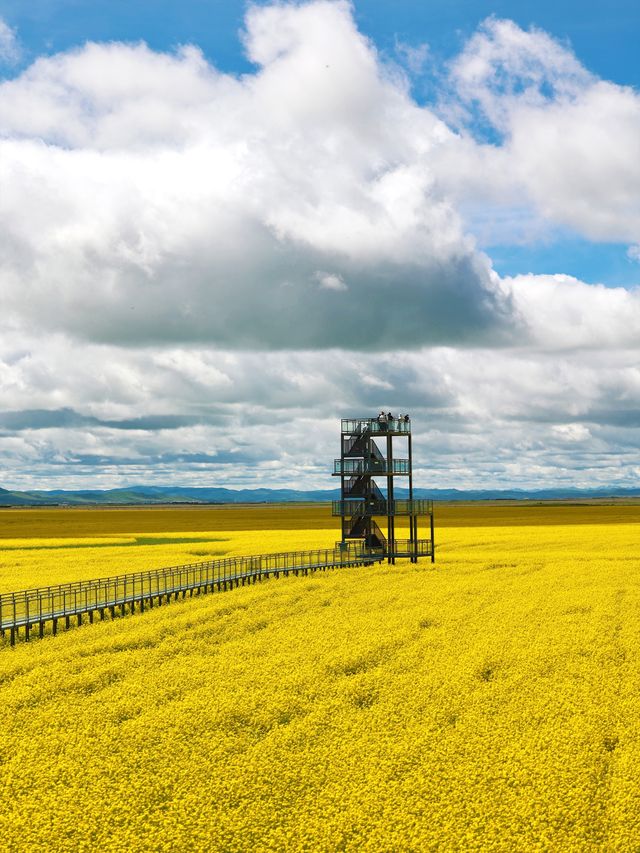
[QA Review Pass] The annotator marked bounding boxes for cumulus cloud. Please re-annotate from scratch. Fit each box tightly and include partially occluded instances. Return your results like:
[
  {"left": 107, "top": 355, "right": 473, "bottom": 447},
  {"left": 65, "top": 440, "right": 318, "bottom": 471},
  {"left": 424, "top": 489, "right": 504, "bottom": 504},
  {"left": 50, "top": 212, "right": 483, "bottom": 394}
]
[
  {"left": 0, "top": 4, "right": 638, "bottom": 354},
  {"left": 449, "top": 18, "right": 592, "bottom": 129},
  {"left": 442, "top": 17, "right": 640, "bottom": 245},
  {"left": 0, "top": 2, "right": 513, "bottom": 351},
  {"left": 505, "top": 274, "right": 640, "bottom": 349}
]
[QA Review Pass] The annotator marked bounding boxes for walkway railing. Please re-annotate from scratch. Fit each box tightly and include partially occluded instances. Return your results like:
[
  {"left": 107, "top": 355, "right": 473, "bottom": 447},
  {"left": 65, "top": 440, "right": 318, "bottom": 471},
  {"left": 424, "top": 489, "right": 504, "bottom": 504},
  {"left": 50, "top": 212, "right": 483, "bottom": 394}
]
[
  {"left": 391, "top": 539, "right": 433, "bottom": 557},
  {"left": 0, "top": 542, "right": 384, "bottom": 646}
]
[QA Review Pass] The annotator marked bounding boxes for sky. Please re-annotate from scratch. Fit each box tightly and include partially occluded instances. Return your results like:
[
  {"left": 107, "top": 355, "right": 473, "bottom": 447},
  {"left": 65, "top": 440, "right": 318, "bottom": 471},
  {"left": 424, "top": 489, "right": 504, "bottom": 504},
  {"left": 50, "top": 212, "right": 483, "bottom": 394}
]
[{"left": 0, "top": 0, "right": 639, "bottom": 492}]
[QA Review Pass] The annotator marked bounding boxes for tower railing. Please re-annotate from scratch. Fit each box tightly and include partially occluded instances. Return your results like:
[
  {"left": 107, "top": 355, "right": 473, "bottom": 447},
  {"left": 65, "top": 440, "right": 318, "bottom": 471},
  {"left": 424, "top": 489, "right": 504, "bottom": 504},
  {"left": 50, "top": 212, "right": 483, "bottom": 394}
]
[
  {"left": 337, "top": 538, "right": 432, "bottom": 557},
  {"left": 332, "top": 499, "right": 433, "bottom": 517},
  {"left": 341, "top": 418, "right": 411, "bottom": 435},
  {"left": 334, "top": 458, "right": 410, "bottom": 475}
]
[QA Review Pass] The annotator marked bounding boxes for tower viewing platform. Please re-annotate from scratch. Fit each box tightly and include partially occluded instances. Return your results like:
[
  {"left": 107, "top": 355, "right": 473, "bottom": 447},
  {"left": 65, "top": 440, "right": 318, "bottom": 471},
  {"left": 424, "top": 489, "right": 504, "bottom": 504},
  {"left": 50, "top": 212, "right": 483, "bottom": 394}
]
[{"left": 341, "top": 417, "right": 411, "bottom": 435}]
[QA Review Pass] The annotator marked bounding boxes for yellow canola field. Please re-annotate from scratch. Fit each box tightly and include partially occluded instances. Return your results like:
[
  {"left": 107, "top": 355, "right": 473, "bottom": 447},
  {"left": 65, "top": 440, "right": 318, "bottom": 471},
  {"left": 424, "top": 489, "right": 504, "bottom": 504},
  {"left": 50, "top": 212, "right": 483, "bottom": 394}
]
[
  {"left": 0, "top": 529, "right": 340, "bottom": 592},
  {"left": 1, "top": 505, "right": 640, "bottom": 850},
  {"left": 0, "top": 503, "right": 342, "bottom": 591}
]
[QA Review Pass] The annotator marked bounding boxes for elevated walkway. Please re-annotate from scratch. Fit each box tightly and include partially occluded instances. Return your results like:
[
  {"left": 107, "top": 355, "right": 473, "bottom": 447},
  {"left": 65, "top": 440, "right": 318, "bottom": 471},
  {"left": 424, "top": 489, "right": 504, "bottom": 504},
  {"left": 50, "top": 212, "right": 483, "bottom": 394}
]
[{"left": 0, "top": 542, "right": 388, "bottom": 646}]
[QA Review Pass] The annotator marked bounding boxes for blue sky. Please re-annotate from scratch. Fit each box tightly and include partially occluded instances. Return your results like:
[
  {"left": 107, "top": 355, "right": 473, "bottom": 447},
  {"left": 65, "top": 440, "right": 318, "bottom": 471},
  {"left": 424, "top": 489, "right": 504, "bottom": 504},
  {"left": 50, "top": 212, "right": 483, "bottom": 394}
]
[
  {"left": 0, "top": 0, "right": 639, "bottom": 491},
  {"left": 3, "top": 0, "right": 640, "bottom": 86}
]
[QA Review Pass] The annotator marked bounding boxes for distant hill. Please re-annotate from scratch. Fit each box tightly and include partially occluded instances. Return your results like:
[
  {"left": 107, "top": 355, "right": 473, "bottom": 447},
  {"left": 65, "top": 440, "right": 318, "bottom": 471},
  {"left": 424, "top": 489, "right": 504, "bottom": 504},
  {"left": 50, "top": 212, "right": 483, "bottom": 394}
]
[
  {"left": 0, "top": 487, "right": 58, "bottom": 506},
  {"left": 1, "top": 484, "right": 640, "bottom": 506}
]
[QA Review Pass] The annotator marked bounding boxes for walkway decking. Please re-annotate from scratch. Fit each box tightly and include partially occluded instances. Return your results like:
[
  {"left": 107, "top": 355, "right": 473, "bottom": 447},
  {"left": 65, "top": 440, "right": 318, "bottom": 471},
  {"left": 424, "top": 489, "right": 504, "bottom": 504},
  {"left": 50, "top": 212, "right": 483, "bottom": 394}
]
[{"left": 0, "top": 542, "right": 387, "bottom": 646}]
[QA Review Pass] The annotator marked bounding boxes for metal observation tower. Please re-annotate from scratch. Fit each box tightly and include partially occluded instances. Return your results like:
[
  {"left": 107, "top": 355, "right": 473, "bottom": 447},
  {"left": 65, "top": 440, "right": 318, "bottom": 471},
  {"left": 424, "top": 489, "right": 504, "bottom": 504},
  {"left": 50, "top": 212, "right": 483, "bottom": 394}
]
[{"left": 332, "top": 415, "right": 434, "bottom": 563}]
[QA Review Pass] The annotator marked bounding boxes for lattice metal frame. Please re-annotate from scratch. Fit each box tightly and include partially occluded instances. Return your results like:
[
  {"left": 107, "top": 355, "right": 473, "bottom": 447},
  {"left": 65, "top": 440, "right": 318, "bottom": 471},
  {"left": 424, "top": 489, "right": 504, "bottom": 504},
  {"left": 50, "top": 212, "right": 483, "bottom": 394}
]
[{"left": 332, "top": 416, "right": 434, "bottom": 564}]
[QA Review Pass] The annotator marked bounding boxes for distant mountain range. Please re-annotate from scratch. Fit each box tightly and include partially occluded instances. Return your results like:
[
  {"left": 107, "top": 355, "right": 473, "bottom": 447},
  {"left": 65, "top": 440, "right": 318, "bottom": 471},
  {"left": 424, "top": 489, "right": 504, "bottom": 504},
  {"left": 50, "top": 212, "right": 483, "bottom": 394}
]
[{"left": 1, "top": 485, "right": 640, "bottom": 506}]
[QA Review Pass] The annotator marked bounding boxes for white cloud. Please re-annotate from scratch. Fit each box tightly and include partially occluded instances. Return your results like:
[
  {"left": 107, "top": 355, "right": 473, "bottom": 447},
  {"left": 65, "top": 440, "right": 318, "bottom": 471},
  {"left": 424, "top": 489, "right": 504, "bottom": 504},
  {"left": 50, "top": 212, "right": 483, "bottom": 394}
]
[
  {"left": 395, "top": 39, "right": 430, "bottom": 76},
  {"left": 0, "top": 2, "right": 512, "bottom": 350},
  {"left": 443, "top": 18, "right": 640, "bottom": 245},
  {"left": 314, "top": 271, "right": 347, "bottom": 291},
  {"left": 0, "top": 3, "right": 639, "bottom": 490},
  {"left": 0, "top": 18, "right": 20, "bottom": 66},
  {"left": 1, "top": 328, "right": 640, "bottom": 490},
  {"left": 449, "top": 17, "right": 591, "bottom": 129},
  {"left": 505, "top": 274, "right": 640, "bottom": 349},
  {"left": 0, "top": 5, "right": 638, "bottom": 354},
  {"left": 552, "top": 424, "right": 591, "bottom": 442}
]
